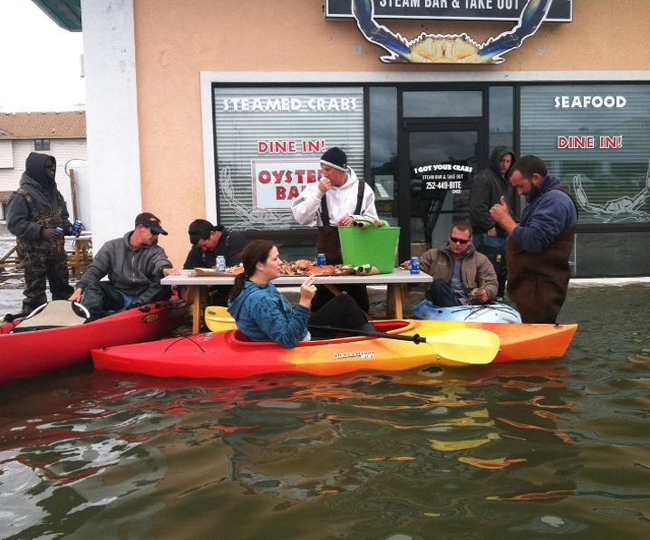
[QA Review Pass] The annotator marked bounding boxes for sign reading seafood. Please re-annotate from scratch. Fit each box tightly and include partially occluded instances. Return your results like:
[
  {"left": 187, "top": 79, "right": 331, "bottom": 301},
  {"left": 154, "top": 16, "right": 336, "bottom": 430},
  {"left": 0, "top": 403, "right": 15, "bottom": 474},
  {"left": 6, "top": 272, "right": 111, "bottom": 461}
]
[{"left": 347, "top": 0, "right": 561, "bottom": 64}]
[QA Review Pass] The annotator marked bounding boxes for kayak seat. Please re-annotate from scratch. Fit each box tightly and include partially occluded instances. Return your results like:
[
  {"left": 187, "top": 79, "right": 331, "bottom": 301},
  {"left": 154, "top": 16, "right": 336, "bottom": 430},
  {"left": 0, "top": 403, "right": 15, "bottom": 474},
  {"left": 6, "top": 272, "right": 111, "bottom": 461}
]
[
  {"left": 233, "top": 330, "right": 253, "bottom": 342},
  {"left": 374, "top": 320, "right": 409, "bottom": 332},
  {"left": 12, "top": 300, "right": 90, "bottom": 333}
]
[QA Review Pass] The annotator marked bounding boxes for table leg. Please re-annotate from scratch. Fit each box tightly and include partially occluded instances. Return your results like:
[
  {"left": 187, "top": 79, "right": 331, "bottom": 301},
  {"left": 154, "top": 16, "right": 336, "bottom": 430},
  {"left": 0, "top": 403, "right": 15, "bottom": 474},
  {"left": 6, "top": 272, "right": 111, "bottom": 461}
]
[
  {"left": 386, "top": 284, "right": 404, "bottom": 319},
  {"left": 189, "top": 286, "right": 206, "bottom": 334}
]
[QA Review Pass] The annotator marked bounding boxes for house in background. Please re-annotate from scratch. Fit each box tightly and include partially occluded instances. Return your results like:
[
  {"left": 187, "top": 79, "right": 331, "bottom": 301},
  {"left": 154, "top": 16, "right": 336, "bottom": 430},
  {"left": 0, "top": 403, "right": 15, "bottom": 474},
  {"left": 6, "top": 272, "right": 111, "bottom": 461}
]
[{"left": 0, "top": 111, "right": 87, "bottom": 220}]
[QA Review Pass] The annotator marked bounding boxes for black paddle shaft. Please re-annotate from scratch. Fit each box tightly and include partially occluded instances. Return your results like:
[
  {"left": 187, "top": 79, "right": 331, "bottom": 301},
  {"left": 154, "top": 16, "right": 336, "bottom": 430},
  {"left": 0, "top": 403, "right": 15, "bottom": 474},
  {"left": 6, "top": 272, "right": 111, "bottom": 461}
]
[{"left": 308, "top": 325, "right": 426, "bottom": 344}]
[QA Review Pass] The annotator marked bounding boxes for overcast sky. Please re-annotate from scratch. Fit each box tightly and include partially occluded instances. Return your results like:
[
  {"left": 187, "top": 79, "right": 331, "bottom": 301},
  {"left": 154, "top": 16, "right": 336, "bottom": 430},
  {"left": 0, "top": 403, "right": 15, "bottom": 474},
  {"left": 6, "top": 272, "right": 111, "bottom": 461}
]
[{"left": 0, "top": 0, "right": 85, "bottom": 112}]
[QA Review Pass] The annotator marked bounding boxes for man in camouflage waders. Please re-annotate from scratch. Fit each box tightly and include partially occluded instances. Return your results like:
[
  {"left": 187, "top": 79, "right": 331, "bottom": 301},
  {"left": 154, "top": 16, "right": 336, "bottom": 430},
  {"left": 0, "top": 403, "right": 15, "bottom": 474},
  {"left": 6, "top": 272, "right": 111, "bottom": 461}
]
[{"left": 6, "top": 152, "right": 75, "bottom": 315}]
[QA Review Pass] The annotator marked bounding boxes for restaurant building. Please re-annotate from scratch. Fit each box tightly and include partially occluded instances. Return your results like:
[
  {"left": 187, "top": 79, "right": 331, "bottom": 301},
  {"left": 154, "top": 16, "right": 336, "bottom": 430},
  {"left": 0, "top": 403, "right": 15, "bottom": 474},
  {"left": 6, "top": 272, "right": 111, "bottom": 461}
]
[{"left": 42, "top": 0, "right": 650, "bottom": 276}]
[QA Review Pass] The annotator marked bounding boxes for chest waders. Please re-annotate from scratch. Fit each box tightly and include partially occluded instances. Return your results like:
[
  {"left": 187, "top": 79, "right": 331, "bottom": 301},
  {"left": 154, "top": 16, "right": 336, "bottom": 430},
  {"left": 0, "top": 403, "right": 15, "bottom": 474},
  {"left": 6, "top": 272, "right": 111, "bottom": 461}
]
[{"left": 14, "top": 188, "right": 73, "bottom": 312}]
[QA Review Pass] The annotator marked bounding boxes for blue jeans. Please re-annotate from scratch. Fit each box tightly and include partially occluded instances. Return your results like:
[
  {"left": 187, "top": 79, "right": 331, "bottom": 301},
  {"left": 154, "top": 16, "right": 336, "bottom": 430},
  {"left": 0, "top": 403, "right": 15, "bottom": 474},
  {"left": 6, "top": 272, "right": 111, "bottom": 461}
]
[{"left": 426, "top": 279, "right": 461, "bottom": 307}]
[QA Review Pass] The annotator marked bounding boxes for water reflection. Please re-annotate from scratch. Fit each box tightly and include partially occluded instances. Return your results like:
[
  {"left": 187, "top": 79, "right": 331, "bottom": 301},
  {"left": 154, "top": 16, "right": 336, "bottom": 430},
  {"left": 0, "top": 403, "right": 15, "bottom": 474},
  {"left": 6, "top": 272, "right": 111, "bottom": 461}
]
[{"left": 1, "top": 285, "right": 649, "bottom": 539}]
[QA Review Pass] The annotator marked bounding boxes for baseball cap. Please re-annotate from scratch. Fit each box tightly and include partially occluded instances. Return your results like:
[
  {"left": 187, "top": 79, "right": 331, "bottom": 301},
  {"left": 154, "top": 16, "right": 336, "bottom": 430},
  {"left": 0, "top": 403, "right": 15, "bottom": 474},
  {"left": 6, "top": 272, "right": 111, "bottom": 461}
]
[{"left": 134, "top": 212, "right": 168, "bottom": 235}]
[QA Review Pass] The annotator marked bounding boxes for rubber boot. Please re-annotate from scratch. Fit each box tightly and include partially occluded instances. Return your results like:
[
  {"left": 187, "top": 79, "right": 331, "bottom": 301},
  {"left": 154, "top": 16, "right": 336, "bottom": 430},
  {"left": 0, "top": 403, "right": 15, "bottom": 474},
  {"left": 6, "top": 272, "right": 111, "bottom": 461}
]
[{"left": 359, "top": 322, "right": 377, "bottom": 333}]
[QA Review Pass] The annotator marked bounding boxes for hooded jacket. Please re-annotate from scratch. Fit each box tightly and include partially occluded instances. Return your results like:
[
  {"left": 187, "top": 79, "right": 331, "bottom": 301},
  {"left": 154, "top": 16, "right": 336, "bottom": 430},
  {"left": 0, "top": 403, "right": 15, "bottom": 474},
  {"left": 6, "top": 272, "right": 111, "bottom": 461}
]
[
  {"left": 6, "top": 152, "right": 71, "bottom": 243},
  {"left": 76, "top": 231, "right": 172, "bottom": 304},
  {"left": 182, "top": 228, "right": 247, "bottom": 269},
  {"left": 291, "top": 167, "right": 377, "bottom": 227},
  {"left": 469, "top": 146, "right": 517, "bottom": 236},
  {"left": 228, "top": 280, "right": 310, "bottom": 348}
]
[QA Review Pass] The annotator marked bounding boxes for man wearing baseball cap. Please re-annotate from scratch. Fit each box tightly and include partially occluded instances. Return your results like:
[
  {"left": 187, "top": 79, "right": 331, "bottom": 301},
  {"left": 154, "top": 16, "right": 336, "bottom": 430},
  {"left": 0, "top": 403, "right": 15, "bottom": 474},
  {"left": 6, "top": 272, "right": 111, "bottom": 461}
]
[
  {"left": 69, "top": 212, "right": 177, "bottom": 319},
  {"left": 291, "top": 146, "right": 378, "bottom": 312}
]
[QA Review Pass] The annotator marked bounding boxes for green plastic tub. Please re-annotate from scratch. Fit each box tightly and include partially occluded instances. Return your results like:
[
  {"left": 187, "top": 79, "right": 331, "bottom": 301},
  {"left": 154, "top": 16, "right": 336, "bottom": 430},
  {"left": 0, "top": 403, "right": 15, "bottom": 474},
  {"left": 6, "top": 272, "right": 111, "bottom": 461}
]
[{"left": 338, "top": 226, "right": 400, "bottom": 274}]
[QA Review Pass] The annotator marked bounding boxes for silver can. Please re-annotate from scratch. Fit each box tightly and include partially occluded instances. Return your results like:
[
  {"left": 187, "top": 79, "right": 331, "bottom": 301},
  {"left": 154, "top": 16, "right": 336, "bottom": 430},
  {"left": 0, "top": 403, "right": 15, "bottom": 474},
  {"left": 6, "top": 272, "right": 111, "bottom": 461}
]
[{"left": 216, "top": 255, "right": 226, "bottom": 273}]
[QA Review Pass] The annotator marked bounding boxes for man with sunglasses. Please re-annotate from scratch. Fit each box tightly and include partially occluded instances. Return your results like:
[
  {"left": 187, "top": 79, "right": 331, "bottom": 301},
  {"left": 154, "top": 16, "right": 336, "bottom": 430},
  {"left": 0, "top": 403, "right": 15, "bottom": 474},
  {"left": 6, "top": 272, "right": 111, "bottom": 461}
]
[
  {"left": 69, "top": 212, "right": 176, "bottom": 320},
  {"left": 490, "top": 155, "right": 577, "bottom": 324},
  {"left": 418, "top": 222, "right": 498, "bottom": 307}
]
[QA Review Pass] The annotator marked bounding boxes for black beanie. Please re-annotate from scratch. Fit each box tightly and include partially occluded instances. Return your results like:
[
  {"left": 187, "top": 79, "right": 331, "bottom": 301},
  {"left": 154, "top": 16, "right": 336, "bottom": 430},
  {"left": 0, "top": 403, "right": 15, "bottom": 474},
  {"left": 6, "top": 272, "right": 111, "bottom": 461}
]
[{"left": 320, "top": 147, "right": 347, "bottom": 172}]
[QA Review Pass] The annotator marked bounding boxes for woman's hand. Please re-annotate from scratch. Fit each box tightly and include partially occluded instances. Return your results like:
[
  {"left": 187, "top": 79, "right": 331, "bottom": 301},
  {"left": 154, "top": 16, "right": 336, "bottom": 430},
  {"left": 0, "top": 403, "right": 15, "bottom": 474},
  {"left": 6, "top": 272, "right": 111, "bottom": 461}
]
[{"left": 299, "top": 275, "right": 317, "bottom": 308}]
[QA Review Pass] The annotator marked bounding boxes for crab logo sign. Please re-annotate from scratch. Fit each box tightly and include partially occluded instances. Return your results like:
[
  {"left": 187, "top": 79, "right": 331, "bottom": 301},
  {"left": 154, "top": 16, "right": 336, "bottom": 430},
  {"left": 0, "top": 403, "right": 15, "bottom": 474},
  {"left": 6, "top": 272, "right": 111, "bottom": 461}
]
[{"left": 351, "top": 0, "right": 553, "bottom": 64}]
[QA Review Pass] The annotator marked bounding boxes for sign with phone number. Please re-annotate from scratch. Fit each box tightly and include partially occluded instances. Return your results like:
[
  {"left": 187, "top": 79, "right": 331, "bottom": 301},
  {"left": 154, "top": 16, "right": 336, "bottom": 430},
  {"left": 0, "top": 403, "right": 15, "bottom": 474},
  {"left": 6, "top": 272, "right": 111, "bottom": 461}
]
[{"left": 424, "top": 180, "right": 463, "bottom": 190}]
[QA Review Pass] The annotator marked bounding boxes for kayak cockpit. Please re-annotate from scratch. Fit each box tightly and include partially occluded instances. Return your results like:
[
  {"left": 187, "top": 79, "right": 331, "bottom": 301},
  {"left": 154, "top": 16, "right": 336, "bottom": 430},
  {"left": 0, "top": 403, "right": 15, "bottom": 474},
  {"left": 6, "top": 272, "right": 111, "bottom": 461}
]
[{"left": 227, "top": 319, "right": 415, "bottom": 347}]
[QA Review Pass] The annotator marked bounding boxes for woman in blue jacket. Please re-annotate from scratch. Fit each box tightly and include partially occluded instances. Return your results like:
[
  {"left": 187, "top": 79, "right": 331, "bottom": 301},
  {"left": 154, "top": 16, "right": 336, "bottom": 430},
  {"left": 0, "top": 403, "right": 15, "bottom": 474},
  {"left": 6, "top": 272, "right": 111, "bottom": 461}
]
[{"left": 228, "top": 240, "right": 373, "bottom": 348}]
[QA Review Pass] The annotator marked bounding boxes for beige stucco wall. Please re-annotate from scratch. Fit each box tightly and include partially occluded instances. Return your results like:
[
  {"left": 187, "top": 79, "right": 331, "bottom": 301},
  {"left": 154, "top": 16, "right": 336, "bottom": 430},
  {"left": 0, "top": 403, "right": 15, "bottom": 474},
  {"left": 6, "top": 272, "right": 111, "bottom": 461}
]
[{"left": 133, "top": 0, "right": 650, "bottom": 265}]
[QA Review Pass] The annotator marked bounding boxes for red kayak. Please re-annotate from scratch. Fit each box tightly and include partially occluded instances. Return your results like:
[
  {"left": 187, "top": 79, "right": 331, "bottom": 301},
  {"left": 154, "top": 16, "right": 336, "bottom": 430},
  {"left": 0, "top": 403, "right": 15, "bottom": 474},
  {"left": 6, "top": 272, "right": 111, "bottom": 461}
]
[
  {"left": 92, "top": 319, "right": 577, "bottom": 379},
  {"left": 1, "top": 299, "right": 188, "bottom": 384}
]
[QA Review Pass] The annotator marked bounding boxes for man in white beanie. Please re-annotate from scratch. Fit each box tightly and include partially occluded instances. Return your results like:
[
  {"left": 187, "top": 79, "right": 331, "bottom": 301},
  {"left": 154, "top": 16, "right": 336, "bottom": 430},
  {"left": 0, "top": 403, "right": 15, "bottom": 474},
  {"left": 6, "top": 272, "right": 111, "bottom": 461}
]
[{"left": 292, "top": 146, "right": 378, "bottom": 311}]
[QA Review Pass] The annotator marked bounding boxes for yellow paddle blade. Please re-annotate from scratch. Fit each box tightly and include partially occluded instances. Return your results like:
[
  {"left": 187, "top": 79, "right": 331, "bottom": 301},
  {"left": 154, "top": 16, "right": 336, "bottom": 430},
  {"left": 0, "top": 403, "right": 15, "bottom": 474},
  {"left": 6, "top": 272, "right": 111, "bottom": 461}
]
[
  {"left": 204, "top": 306, "right": 236, "bottom": 332},
  {"left": 425, "top": 328, "right": 500, "bottom": 365}
]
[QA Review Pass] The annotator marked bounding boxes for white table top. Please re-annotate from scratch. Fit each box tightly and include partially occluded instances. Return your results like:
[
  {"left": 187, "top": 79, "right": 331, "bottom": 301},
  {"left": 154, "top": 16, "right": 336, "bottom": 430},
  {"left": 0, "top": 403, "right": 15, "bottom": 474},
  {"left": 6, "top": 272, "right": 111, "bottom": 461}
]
[{"left": 162, "top": 268, "right": 432, "bottom": 287}]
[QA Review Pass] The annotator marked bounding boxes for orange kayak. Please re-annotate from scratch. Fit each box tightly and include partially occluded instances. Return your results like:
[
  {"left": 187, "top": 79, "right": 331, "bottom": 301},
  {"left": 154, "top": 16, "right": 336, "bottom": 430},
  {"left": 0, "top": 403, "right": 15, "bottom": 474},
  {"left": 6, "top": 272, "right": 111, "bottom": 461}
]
[{"left": 92, "top": 319, "right": 577, "bottom": 379}]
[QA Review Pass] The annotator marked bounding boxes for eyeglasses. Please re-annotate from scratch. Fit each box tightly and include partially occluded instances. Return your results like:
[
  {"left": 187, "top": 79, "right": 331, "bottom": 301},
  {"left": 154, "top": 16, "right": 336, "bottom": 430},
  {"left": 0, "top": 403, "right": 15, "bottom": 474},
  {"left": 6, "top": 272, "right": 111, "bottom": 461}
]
[{"left": 449, "top": 236, "right": 470, "bottom": 245}]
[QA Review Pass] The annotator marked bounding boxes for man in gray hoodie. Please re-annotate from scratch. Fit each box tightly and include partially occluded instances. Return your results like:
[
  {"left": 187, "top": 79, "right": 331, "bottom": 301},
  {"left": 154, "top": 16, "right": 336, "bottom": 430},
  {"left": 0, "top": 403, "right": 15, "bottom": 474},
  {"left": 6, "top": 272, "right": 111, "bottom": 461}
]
[
  {"left": 69, "top": 213, "right": 176, "bottom": 319},
  {"left": 6, "top": 152, "right": 75, "bottom": 314},
  {"left": 469, "top": 146, "right": 517, "bottom": 299}
]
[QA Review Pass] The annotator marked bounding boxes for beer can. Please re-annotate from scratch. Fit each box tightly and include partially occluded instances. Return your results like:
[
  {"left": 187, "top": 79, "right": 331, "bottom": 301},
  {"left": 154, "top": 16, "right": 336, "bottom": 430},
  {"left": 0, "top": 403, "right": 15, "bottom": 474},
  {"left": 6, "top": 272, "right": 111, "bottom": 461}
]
[
  {"left": 216, "top": 255, "right": 226, "bottom": 273},
  {"left": 71, "top": 220, "right": 83, "bottom": 236},
  {"left": 409, "top": 256, "right": 420, "bottom": 274},
  {"left": 316, "top": 253, "right": 326, "bottom": 267}
]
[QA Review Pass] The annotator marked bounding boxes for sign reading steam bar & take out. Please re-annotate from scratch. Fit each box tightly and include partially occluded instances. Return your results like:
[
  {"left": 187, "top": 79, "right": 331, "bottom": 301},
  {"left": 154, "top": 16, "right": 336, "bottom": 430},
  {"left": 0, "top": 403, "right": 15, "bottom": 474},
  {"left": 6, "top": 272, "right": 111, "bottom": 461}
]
[
  {"left": 339, "top": 0, "right": 570, "bottom": 64},
  {"left": 326, "top": 0, "right": 572, "bottom": 22}
]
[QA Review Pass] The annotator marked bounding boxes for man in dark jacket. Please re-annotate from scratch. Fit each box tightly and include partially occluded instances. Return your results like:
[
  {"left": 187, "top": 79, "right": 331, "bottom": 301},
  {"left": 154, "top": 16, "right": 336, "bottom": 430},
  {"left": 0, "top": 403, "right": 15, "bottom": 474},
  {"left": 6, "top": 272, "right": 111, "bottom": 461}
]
[
  {"left": 183, "top": 219, "right": 247, "bottom": 306},
  {"left": 490, "top": 155, "right": 578, "bottom": 323},
  {"left": 183, "top": 219, "right": 246, "bottom": 269},
  {"left": 6, "top": 152, "right": 75, "bottom": 314},
  {"left": 69, "top": 213, "right": 176, "bottom": 319},
  {"left": 469, "top": 146, "right": 517, "bottom": 299}
]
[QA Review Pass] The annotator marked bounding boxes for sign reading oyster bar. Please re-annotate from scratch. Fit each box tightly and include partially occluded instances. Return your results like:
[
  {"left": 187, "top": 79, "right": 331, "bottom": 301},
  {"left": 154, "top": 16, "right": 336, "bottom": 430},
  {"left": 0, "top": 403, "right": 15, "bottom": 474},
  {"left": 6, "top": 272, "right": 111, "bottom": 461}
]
[{"left": 252, "top": 159, "right": 322, "bottom": 211}]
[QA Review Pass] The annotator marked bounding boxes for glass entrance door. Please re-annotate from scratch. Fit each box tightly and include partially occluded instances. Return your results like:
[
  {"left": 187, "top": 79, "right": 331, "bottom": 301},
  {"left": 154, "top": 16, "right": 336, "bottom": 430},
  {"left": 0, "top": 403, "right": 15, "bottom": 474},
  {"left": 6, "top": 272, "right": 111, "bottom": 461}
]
[{"left": 399, "top": 126, "right": 482, "bottom": 259}]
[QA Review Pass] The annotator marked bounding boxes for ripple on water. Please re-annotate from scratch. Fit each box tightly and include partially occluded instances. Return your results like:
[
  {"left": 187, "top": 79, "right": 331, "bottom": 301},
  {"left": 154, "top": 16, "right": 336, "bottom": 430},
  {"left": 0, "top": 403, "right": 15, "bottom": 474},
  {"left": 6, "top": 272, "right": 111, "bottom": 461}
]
[{"left": 0, "top": 284, "right": 648, "bottom": 539}]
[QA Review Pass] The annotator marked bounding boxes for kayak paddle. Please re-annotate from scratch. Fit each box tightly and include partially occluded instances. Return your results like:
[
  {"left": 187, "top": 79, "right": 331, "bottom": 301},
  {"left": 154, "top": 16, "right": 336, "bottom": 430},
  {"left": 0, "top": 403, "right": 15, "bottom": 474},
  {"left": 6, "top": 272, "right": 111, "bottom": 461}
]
[
  {"left": 204, "top": 306, "right": 499, "bottom": 365},
  {"left": 308, "top": 324, "right": 500, "bottom": 365}
]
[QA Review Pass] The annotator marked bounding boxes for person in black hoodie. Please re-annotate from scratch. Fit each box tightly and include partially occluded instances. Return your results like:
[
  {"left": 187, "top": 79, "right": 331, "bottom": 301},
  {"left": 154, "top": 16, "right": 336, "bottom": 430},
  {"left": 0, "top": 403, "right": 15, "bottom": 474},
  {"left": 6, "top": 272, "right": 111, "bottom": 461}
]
[
  {"left": 6, "top": 152, "right": 75, "bottom": 314},
  {"left": 183, "top": 219, "right": 247, "bottom": 306},
  {"left": 469, "top": 146, "right": 517, "bottom": 299},
  {"left": 183, "top": 219, "right": 246, "bottom": 270}
]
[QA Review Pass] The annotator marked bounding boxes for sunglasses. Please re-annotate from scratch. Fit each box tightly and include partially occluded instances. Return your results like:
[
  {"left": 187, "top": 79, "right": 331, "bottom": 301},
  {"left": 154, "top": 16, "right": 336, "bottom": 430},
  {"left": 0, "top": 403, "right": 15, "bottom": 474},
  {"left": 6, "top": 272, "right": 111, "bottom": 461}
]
[{"left": 449, "top": 236, "right": 470, "bottom": 245}]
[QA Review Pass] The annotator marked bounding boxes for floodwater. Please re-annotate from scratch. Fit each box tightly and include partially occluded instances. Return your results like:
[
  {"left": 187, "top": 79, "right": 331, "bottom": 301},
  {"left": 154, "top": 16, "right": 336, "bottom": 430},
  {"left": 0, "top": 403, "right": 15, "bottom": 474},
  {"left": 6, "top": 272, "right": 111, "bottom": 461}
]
[{"left": 1, "top": 226, "right": 650, "bottom": 539}]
